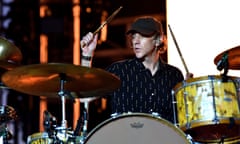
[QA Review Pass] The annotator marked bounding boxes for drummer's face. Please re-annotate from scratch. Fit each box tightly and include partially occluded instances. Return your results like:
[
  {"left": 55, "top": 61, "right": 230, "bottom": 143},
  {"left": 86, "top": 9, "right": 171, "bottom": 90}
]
[{"left": 131, "top": 33, "right": 156, "bottom": 59}]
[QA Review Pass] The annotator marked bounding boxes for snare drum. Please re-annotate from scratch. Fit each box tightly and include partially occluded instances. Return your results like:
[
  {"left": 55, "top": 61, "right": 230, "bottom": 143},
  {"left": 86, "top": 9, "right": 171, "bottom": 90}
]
[
  {"left": 173, "top": 75, "right": 240, "bottom": 143},
  {"left": 27, "top": 132, "right": 53, "bottom": 144},
  {"left": 84, "top": 113, "right": 191, "bottom": 144}
]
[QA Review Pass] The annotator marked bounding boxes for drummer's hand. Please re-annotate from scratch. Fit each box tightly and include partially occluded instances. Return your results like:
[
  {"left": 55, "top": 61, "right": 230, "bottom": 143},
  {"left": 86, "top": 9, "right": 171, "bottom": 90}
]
[
  {"left": 185, "top": 72, "right": 194, "bottom": 80},
  {"left": 81, "top": 32, "right": 98, "bottom": 56}
]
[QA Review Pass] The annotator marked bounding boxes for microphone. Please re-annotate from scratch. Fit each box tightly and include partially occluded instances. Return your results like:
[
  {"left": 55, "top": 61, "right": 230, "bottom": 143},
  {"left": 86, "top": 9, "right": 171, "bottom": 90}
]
[{"left": 217, "top": 52, "right": 228, "bottom": 71}]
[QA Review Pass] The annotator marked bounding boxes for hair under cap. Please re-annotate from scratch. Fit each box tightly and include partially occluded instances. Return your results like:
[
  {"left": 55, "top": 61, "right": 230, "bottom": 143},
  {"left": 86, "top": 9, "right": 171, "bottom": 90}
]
[{"left": 126, "top": 16, "right": 163, "bottom": 36}]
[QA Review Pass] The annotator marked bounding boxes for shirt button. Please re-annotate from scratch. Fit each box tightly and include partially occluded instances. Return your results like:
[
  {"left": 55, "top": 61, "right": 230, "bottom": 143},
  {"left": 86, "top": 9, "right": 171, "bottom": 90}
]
[{"left": 151, "top": 93, "right": 154, "bottom": 96}]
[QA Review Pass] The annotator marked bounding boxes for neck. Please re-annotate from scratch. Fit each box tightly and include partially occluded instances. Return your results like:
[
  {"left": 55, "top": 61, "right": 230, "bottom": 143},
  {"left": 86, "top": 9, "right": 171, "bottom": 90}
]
[{"left": 142, "top": 54, "right": 160, "bottom": 75}]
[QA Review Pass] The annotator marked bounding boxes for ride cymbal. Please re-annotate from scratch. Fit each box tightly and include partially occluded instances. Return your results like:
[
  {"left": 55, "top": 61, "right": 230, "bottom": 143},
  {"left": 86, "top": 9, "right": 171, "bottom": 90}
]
[
  {"left": 1, "top": 63, "right": 121, "bottom": 98},
  {"left": 214, "top": 46, "right": 240, "bottom": 70}
]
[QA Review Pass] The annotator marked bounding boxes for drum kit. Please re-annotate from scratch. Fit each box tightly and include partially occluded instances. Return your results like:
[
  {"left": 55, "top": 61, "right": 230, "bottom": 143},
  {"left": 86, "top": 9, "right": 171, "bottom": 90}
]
[
  {"left": 0, "top": 36, "right": 121, "bottom": 143},
  {"left": 1, "top": 62, "right": 121, "bottom": 143},
  {"left": 0, "top": 34, "right": 240, "bottom": 143}
]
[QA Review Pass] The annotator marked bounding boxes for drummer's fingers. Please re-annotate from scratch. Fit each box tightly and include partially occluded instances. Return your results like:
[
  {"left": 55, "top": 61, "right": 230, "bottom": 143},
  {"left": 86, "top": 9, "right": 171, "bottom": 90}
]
[{"left": 81, "top": 32, "right": 94, "bottom": 48}]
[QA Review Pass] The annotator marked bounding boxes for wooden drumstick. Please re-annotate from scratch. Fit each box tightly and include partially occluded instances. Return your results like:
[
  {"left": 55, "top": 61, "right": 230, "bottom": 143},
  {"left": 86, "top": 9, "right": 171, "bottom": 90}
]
[
  {"left": 168, "top": 24, "right": 190, "bottom": 74},
  {"left": 81, "top": 6, "right": 123, "bottom": 48}
]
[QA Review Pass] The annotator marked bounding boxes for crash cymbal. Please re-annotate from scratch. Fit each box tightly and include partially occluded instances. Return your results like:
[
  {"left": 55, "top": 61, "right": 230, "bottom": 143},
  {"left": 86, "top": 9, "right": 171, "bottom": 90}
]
[
  {"left": 0, "top": 36, "right": 22, "bottom": 63},
  {"left": 1, "top": 63, "right": 121, "bottom": 98},
  {"left": 214, "top": 45, "right": 240, "bottom": 70},
  {"left": 0, "top": 105, "right": 17, "bottom": 123}
]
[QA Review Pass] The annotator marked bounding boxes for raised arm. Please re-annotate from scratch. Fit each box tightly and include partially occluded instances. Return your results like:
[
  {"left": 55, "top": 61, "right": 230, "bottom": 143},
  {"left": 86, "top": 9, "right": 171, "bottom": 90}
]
[{"left": 80, "top": 32, "right": 98, "bottom": 67}]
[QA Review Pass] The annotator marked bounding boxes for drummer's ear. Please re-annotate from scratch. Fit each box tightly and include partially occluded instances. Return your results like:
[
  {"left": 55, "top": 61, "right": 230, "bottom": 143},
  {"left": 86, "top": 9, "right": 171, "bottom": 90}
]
[
  {"left": 154, "top": 35, "right": 162, "bottom": 46},
  {"left": 157, "top": 35, "right": 167, "bottom": 54}
]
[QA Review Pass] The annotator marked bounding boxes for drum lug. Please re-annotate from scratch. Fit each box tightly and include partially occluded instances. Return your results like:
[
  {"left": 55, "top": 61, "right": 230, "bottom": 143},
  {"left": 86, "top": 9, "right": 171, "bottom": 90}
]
[
  {"left": 110, "top": 112, "right": 120, "bottom": 118},
  {"left": 151, "top": 112, "right": 160, "bottom": 117},
  {"left": 186, "top": 134, "right": 194, "bottom": 144}
]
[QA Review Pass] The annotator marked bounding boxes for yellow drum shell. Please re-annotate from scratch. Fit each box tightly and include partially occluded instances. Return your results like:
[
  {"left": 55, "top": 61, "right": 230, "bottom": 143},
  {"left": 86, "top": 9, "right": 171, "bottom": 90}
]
[{"left": 173, "top": 75, "right": 240, "bottom": 143}]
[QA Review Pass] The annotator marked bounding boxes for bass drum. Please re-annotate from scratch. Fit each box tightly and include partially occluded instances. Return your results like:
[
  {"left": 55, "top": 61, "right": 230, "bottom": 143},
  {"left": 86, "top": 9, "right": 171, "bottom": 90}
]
[
  {"left": 84, "top": 113, "right": 191, "bottom": 144},
  {"left": 173, "top": 75, "right": 240, "bottom": 143}
]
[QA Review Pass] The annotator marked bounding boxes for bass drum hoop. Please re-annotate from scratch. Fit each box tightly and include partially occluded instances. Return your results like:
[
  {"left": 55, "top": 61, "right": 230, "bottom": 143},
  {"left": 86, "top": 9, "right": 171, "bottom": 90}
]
[{"left": 84, "top": 112, "right": 190, "bottom": 144}]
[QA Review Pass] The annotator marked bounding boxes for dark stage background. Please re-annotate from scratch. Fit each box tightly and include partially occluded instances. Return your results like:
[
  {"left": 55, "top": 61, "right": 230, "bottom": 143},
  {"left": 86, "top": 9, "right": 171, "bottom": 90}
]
[{"left": 0, "top": 0, "right": 166, "bottom": 143}]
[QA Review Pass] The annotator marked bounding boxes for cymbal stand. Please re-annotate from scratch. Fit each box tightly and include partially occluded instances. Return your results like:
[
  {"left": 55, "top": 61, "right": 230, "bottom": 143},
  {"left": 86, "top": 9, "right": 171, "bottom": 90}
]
[
  {"left": 58, "top": 73, "right": 68, "bottom": 128},
  {"left": 56, "top": 73, "right": 69, "bottom": 141}
]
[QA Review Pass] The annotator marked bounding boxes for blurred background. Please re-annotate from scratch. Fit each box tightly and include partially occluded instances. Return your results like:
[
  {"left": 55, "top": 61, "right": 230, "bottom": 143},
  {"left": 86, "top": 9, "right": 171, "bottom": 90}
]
[{"left": 0, "top": 0, "right": 166, "bottom": 143}]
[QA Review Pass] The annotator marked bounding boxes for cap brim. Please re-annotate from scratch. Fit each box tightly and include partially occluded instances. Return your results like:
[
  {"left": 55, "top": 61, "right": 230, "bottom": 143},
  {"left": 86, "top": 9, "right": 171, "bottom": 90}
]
[{"left": 126, "top": 29, "right": 156, "bottom": 37}]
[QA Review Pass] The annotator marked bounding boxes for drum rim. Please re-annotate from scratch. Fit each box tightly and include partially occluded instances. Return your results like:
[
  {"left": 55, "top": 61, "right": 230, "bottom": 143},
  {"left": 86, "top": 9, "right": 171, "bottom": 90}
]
[
  {"left": 173, "top": 75, "right": 239, "bottom": 92},
  {"left": 84, "top": 112, "right": 190, "bottom": 143},
  {"left": 27, "top": 132, "right": 51, "bottom": 142}
]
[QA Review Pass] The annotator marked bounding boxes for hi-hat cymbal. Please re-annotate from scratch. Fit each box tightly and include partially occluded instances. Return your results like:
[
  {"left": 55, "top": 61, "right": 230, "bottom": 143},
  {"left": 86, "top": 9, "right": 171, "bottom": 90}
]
[
  {"left": 0, "top": 36, "right": 22, "bottom": 63},
  {"left": 214, "top": 46, "right": 240, "bottom": 70},
  {"left": 1, "top": 63, "right": 121, "bottom": 98},
  {"left": 0, "top": 105, "right": 17, "bottom": 123}
]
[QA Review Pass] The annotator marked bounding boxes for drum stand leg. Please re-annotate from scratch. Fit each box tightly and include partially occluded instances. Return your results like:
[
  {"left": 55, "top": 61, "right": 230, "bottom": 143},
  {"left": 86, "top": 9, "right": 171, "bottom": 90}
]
[
  {"left": 71, "top": 97, "right": 97, "bottom": 144},
  {"left": 0, "top": 124, "right": 11, "bottom": 144},
  {"left": 82, "top": 101, "right": 89, "bottom": 137},
  {"left": 76, "top": 98, "right": 96, "bottom": 143}
]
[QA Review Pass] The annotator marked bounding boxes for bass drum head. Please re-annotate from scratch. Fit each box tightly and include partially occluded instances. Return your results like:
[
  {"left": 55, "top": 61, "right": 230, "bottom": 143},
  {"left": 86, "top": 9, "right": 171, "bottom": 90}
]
[{"left": 84, "top": 113, "right": 190, "bottom": 144}]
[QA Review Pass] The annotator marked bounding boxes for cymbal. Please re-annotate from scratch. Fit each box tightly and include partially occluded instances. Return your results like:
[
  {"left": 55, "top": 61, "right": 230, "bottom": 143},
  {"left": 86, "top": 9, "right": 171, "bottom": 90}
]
[
  {"left": 0, "top": 61, "right": 21, "bottom": 71},
  {"left": 0, "top": 36, "right": 22, "bottom": 63},
  {"left": 0, "top": 105, "right": 17, "bottom": 123},
  {"left": 0, "top": 61, "right": 20, "bottom": 88},
  {"left": 214, "top": 46, "right": 240, "bottom": 70},
  {"left": 1, "top": 63, "right": 121, "bottom": 98}
]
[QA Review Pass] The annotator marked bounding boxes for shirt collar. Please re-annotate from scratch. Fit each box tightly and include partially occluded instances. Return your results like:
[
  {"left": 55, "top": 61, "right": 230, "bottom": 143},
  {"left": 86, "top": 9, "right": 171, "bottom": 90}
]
[{"left": 134, "top": 58, "right": 167, "bottom": 73}]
